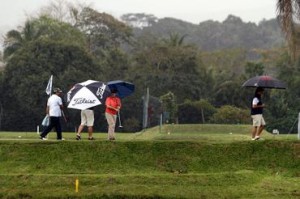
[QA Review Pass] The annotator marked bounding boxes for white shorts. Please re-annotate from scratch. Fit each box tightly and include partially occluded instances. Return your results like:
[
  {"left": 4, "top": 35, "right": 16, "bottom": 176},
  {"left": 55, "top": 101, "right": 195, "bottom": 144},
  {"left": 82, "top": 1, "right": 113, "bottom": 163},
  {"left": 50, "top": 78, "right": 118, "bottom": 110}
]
[
  {"left": 80, "top": 109, "right": 94, "bottom": 127},
  {"left": 251, "top": 114, "right": 266, "bottom": 127}
]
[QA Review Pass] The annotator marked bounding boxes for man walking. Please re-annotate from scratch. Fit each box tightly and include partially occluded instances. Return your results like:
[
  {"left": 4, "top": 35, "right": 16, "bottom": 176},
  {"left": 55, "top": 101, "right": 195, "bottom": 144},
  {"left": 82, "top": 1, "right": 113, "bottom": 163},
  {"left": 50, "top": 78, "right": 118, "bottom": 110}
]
[
  {"left": 40, "top": 88, "right": 65, "bottom": 140},
  {"left": 251, "top": 87, "right": 266, "bottom": 140}
]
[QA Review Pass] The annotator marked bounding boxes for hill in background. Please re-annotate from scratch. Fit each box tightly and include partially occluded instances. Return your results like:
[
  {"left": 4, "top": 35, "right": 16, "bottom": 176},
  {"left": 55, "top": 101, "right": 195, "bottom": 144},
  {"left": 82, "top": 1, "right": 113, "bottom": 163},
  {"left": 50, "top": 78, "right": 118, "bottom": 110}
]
[{"left": 122, "top": 13, "right": 285, "bottom": 51}]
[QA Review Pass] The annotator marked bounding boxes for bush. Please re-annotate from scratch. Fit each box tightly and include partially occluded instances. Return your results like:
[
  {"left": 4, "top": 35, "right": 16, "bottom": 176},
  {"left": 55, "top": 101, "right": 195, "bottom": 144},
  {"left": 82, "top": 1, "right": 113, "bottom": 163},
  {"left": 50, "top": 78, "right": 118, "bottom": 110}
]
[
  {"left": 123, "top": 117, "right": 141, "bottom": 132},
  {"left": 178, "top": 99, "right": 216, "bottom": 124},
  {"left": 210, "top": 105, "right": 249, "bottom": 124}
]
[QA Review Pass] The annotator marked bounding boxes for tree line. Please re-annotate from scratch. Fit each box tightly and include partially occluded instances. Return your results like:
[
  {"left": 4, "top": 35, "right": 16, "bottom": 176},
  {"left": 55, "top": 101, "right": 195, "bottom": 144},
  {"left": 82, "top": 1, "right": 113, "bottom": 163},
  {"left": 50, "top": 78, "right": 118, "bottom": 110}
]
[{"left": 0, "top": 2, "right": 299, "bottom": 134}]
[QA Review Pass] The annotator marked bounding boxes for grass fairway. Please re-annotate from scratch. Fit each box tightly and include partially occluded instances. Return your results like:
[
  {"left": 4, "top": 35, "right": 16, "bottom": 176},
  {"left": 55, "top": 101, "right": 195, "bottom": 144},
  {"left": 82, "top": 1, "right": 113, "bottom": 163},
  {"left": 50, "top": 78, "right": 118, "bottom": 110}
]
[{"left": 0, "top": 124, "right": 299, "bottom": 198}]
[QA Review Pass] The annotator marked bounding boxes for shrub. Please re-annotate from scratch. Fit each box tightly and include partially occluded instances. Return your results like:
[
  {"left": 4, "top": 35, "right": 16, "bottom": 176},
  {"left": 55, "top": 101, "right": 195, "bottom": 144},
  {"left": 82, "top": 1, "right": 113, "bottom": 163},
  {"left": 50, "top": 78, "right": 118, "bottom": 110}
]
[
  {"left": 210, "top": 105, "right": 249, "bottom": 124},
  {"left": 178, "top": 99, "right": 216, "bottom": 124},
  {"left": 123, "top": 117, "right": 141, "bottom": 132}
]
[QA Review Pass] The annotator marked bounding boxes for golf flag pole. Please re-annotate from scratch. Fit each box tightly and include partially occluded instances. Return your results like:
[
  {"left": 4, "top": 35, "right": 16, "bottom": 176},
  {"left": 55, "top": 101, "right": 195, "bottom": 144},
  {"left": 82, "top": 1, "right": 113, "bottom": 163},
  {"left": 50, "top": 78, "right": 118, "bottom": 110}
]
[
  {"left": 298, "top": 113, "right": 300, "bottom": 140},
  {"left": 45, "top": 75, "right": 53, "bottom": 96}
]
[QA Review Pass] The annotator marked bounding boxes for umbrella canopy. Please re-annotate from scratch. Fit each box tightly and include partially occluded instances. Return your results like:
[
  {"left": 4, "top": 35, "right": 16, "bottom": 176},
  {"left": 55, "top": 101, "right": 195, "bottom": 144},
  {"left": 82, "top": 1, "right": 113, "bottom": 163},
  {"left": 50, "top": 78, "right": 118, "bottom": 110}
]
[
  {"left": 67, "top": 80, "right": 110, "bottom": 110},
  {"left": 242, "top": 75, "right": 287, "bottom": 89},
  {"left": 107, "top": 80, "right": 135, "bottom": 98}
]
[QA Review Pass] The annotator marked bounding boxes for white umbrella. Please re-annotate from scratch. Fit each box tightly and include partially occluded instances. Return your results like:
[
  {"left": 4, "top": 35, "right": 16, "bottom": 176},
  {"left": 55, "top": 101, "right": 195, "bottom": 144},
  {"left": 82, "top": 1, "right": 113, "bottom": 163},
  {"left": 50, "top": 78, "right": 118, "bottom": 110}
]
[{"left": 67, "top": 80, "right": 110, "bottom": 110}]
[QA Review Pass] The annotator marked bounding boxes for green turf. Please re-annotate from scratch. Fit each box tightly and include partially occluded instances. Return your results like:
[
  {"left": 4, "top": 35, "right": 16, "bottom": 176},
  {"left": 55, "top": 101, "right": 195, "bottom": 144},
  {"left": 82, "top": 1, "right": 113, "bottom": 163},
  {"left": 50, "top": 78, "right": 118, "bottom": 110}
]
[{"left": 0, "top": 124, "right": 299, "bottom": 198}]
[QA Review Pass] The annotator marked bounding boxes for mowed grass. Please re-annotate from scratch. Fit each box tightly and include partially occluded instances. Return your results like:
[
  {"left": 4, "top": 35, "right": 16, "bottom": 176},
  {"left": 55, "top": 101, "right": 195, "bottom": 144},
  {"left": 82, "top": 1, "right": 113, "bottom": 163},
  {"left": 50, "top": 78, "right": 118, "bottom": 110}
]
[
  {"left": 0, "top": 124, "right": 299, "bottom": 198},
  {"left": 0, "top": 124, "right": 294, "bottom": 142}
]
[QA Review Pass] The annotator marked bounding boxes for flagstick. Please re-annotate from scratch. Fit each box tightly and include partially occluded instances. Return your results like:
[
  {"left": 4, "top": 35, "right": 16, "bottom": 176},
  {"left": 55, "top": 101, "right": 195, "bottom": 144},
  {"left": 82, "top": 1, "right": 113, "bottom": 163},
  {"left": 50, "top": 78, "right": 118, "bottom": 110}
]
[{"left": 45, "top": 75, "right": 53, "bottom": 96}]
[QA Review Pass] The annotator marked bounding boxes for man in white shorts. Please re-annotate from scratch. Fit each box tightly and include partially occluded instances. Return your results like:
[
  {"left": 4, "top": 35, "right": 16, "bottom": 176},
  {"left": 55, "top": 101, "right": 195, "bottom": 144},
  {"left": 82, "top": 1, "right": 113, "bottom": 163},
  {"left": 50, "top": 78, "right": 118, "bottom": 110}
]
[
  {"left": 76, "top": 107, "right": 95, "bottom": 140},
  {"left": 251, "top": 87, "right": 265, "bottom": 140}
]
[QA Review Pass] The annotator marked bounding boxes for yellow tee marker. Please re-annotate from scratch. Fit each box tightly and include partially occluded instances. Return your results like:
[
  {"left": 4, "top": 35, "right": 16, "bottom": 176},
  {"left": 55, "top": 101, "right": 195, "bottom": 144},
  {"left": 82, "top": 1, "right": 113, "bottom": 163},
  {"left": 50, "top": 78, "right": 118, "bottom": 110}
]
[{"left": 75, "top": 177, "right": 79, "bottom": 193}]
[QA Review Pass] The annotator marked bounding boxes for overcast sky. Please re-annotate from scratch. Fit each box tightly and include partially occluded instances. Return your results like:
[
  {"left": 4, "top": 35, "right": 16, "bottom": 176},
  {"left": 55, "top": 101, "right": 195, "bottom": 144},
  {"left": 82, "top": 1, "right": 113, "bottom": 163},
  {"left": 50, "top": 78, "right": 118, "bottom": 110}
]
[{"left": 0, "top": 0, "right": 277, "bottom": 40}]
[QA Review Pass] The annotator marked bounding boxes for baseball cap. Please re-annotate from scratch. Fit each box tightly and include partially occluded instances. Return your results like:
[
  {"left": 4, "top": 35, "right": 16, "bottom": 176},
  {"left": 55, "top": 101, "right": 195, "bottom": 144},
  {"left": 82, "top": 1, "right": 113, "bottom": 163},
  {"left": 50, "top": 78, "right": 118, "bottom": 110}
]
[{"left": 53, "top": 88, "right": 63, "bottom": 93}]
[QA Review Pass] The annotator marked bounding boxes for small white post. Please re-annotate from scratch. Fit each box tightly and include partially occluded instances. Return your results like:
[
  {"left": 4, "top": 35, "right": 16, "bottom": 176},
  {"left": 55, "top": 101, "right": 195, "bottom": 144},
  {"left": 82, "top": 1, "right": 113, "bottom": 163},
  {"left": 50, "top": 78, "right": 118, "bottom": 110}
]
[
  {"left": 298, "top": 113, "right": 300, "bottom": 140},
  {"left": 159, "top": 113, "right": 162, "bottom": 134},
  {"left": 37, "top": 125, "right": 40, "bottom": 134}
]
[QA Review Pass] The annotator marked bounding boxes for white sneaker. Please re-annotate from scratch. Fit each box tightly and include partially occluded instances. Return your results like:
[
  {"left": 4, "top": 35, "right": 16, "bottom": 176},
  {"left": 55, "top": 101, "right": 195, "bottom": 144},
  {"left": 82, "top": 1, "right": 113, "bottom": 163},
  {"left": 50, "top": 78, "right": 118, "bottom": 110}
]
[
  {"left": 254, "top": 136, "right": 260, "bottom": 140},
  {"left": 40, "top": 137, "right": 48, "bottom": 140}
]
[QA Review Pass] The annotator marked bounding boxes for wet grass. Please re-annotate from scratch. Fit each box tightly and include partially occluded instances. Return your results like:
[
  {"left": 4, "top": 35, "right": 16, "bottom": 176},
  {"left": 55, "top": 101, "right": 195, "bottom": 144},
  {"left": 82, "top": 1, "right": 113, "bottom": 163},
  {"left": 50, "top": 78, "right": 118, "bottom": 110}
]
[{"left": 0, "top": 124, "right": 299, "bottom": 198}]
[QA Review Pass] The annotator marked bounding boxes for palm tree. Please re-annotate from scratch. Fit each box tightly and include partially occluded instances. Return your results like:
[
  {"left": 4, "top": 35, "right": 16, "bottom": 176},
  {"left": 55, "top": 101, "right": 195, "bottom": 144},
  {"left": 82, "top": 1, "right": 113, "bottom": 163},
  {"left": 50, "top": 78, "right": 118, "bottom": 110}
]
[
  {"left": 277, "top": 0, "right": 300, "bottom": 60},
  {"left": 3, "top": 16, "right": 86, "bottom": 60},
  {"left": 3, "top": 20, "right": 40, "bottom": 60},
  {"left": 162, "top": 33, "right": 188, "bottom": 47}
]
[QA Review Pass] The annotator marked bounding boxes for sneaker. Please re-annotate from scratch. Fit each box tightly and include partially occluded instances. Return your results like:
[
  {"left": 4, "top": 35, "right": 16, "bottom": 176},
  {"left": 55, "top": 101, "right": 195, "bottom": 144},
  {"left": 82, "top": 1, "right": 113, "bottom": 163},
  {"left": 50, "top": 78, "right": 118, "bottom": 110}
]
[
  {"left": 109, "top": 137, "right": 116, "bottom": 141},
  {"left": 57, "top": 138, "right": 65, "bottom": 141},
  {"left": 76, "top": 134, "right": 81, "bottom": 140},
  {"left": 88, "top": 137, "right": 95, "bottom": 140},
  {"left": 40, "top": 137, "right": 48, "bottom": 140}
]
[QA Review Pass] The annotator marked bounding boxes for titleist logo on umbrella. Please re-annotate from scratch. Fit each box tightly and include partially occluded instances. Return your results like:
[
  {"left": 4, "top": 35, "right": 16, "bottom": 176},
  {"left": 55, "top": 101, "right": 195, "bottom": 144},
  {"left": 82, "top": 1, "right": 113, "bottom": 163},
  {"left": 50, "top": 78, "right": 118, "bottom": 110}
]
[
  {"left": 71, "top": 98, "right": 96, "bottom": 105},
  {"left": 96, "top": 85, "right": 106, "bottom": 99}
]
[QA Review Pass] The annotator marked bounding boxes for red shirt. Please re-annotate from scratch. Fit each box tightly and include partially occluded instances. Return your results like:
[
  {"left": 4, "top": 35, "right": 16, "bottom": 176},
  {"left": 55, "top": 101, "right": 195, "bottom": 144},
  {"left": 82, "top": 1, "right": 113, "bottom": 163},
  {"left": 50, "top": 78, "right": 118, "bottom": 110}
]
[{"left": 105, "top": 96, "right": 121, "bottom": 115}]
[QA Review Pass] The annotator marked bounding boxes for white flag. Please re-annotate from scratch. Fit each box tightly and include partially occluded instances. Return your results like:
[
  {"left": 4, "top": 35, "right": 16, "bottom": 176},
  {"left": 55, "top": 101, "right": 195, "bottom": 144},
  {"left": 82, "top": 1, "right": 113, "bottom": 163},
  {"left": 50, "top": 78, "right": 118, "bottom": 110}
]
[{"left": 45, "top": 75, "right": 53, "bottom": 95}]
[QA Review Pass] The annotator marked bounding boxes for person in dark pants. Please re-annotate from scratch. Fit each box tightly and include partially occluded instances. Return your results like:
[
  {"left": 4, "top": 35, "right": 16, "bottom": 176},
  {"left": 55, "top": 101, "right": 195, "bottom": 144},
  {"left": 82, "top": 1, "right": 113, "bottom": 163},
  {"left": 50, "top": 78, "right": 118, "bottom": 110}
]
[{"left": 40, "top": 88, "right": 65, "bottom": 140}]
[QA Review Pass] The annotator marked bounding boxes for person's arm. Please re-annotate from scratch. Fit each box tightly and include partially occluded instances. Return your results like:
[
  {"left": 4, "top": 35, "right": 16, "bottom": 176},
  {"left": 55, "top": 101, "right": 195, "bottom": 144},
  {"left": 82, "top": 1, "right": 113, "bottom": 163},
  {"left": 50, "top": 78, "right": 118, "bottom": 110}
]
[
  {"left": 106, "top": 105, "right": 120, "bottom": 111},
  {"left": 253, "top": 104, "right": 265, "bottom": 108},
  {"left": 46, "top": 106, "right": 49, "bottom": 115},
  {"left": 252, "top": 98, "right": 265, "bottom": 108}
]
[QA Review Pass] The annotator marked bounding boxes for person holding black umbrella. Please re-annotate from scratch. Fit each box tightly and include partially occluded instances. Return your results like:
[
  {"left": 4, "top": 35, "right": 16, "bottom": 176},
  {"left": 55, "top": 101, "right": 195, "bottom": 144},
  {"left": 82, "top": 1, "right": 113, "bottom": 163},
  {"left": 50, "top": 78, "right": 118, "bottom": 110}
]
[
  {"left": 105, "top": 89, "right": 121, "bottom": 140},
  {"left": 251, "top": 87, "right": 266, "bottom": 140}
]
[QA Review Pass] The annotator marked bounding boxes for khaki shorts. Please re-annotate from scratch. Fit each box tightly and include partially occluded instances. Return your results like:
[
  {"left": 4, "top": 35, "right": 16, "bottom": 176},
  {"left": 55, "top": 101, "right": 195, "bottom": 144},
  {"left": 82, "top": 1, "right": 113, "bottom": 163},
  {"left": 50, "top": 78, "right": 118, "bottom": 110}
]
[
  {"left": 251, "top": 114, "right": 266, "bottom": 127},
  {"left": 81, "top": 109, "right": 94, "bottom": 126}
]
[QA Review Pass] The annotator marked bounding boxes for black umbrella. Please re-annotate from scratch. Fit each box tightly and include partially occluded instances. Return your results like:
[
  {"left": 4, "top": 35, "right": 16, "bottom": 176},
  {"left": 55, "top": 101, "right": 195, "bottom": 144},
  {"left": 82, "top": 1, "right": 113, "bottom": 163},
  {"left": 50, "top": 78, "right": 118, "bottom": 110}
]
[
  {"left": 107, "top": 80, "right": 135, "bottom": 99},
  {"left": 67, "top": 80, "right": 111, "bottom": 110},
  {"left": 242, "top": 75, "right": 287, "bottom": 89}
]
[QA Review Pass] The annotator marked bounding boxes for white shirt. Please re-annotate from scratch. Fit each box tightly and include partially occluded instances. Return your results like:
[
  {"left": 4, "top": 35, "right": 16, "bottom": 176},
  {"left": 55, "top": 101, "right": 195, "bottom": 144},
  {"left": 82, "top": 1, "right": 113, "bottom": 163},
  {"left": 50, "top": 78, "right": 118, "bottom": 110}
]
[
  {"left": 47, "top": 94, "right": 63, "bottom": 117},
  {"left": 252, "top": 97, "right": 259, "bottom": 106}
]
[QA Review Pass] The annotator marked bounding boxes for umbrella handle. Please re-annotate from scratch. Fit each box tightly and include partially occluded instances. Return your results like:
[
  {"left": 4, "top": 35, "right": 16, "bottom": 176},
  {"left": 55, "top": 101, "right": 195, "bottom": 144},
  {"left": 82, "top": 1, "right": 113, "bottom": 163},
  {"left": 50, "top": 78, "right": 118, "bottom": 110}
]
[
  {"left": 61, "top": 110, "right": 68, "bottom": 123},
  {"left": 118, "top": 111, "right": 123, "bottom": 127}
]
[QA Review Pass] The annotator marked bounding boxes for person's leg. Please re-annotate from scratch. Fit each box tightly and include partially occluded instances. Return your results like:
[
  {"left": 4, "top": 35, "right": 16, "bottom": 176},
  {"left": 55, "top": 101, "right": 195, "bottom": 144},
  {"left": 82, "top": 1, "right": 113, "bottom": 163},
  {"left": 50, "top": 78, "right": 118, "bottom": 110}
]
[
  {"left": 87, "top": 126, "right": 93, "bottom": 139},
  {"left": 53, "top": 117, "right": 62, "bottom": 140},
  {"left": 76, "top": 125, "right": 84, "bottom": 140},
  {"left": 256, "top": 116, "right": 266, "bottom": 138},
  {"left": 105, "top": 113, "right": 116, "bottom": 140},
  {"left": 40, "top": 117, "right": 55, "bottom": 138},
  {"left": 251, "top": 115, "right": 259, "bottom": 139},
  {"left": 255, "top": 115, "right": 265, "bottom": 140},
  {"left": 251, "top": 126, "right": 258, "bottom": 139},
  {"left": 257, "top": 125, "right": 264, "bottom": 136},
  {"left": 77, "top": 125, "right": 84, "bottom": 134},
  {"left": 251, "top": 115, "right": 263, "bottom": 140},
  {"left": 86, "top": 110, "right": 94, "bottom": 139},
  {"left": 77, "top": 110, "right": 87, "bottom": 139}
]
